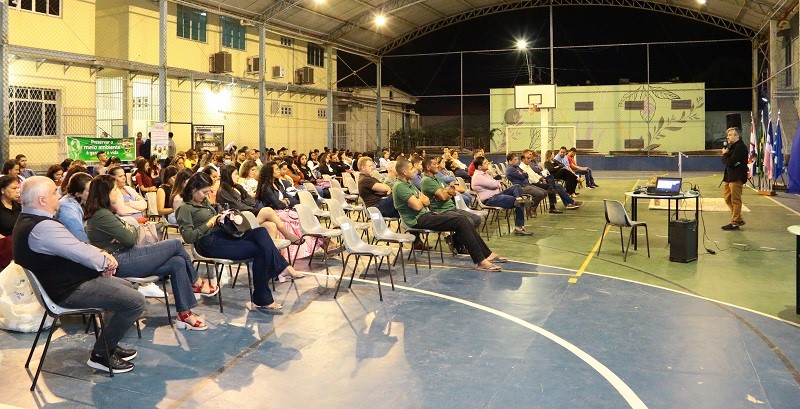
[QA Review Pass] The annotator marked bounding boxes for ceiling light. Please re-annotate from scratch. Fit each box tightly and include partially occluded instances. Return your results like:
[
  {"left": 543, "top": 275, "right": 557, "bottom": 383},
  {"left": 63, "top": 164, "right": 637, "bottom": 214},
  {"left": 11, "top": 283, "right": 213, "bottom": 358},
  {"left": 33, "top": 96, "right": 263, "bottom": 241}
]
[
  {"left": 314, "top": 0, "right": 325, "bottom": 4},
  {"left": 697, "top": 0, "right": 706, "bottom": 4},
  {"left": 375, "top": 14, "right": 387, "bottom": 26}
]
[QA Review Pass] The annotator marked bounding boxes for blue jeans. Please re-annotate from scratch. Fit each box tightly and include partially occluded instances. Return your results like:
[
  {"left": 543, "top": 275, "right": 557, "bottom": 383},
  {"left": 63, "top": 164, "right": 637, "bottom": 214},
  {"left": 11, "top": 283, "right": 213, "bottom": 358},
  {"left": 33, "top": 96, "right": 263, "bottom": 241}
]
[
  {"left": 545, "top": 175, "right": 574, "bottom": 206},
  {"left": 195, "top": 227, "right": 288, "bottom": 306},
  {"left": 377, "top": 196, "right": 400, "bottom": 218},
  {"left": 485, "top": 186, "right": 525, "bottom": 228},
  {"left": 114, "top": 239, "right": 198, "bottom": 312},
  {"left": 575, "top": 168, "right": 595, "bottom": 186},
  {"left": 63, "top": 277, "right": 146, "bottom": 355}
]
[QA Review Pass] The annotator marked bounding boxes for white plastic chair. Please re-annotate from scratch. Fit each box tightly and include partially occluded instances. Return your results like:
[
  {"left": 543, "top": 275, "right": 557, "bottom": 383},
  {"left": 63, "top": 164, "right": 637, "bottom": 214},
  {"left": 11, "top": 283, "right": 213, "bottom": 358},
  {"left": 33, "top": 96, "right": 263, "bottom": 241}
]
[
  {"left": 475, "top": 196, "right": 511, "bottom": 237},
  {"left": 367, "top": 206, "right": 418, "bottom": 279},
  {"left": 145, "top": 192, "right": 160, "bottom": 221},
  {"left": 330, "top": 187, "right": 365, "bottom": 220},
  {"left": 324, "top": 199, "right": 370, "bottom": 239},
  {"left": 334, "top": 216, "right": 394, "bottom": 301},
  {"left": 190, "top": 245, "right": 251, "bottom": 313},
  {"left": 454, "top": 194, "right": 490, "bottom": 241},
  {"left": 294, "top": 204, "right": 342, "bottom": 276},
  {"left": 297, "top": 190, "right": 330, "bottom": 222},
  {"left": 598, "top": 200, "right": 650, "bottom": 261}
]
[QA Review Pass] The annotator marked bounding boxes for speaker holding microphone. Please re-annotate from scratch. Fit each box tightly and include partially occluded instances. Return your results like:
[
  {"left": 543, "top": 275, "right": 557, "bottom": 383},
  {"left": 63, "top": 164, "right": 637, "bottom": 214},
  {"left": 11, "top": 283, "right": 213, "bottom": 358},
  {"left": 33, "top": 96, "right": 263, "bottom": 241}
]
[{"left": 726, "top": 113, "right": 742, "bottom": 130}]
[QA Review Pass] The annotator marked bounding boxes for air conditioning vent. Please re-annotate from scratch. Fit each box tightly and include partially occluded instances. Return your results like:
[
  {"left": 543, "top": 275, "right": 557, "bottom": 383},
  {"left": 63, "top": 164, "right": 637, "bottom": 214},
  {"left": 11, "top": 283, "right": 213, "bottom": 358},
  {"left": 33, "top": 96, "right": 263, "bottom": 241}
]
[
  {"left": 246, "top": 56, "right": 260, "bottom": 74},
  {"left": 272, "top": 65, "right": 285, "bottom": 78},
  {"left": 294, "top": 67, "right": 314, "bottom": 85},
  {"left": 209, "top": 51, "right": 232, "bottom": 74}
]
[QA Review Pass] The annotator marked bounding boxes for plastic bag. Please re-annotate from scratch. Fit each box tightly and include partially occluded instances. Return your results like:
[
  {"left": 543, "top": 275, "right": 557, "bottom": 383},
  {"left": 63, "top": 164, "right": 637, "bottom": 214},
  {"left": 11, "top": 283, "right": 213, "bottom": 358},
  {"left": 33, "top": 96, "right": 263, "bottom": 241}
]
[{"left": 0, "top": 262, "right": 52, "bottom": 333}]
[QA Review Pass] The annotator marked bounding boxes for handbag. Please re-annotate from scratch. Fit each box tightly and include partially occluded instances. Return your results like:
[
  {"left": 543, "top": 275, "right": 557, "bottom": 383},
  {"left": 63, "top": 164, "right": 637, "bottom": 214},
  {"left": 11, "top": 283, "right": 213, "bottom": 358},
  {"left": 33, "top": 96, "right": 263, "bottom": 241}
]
[
  {"left": 217, "top": 209, "right": 250, "bottom": 238},
  {"left": 120, "top": 216, "right": 161, "bottom": 245}
]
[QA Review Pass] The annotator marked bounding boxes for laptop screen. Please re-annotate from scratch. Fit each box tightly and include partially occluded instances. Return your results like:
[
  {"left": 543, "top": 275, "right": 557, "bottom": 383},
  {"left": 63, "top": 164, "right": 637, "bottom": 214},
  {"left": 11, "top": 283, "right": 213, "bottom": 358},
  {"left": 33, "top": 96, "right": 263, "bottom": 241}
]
[{"left": 655, "top": 177, "right": 682, "bottom": 193}]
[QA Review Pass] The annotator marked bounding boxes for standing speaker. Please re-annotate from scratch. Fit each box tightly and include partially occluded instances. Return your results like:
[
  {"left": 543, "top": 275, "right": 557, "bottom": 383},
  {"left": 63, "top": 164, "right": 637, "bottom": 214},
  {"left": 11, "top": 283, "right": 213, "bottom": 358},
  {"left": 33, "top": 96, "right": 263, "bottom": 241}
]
[
  {"left": 669, "top": 219, "right": 698, "bottom": 263},
  {"left": 726, "top": 113, "right": 742, "bottom": 130}
]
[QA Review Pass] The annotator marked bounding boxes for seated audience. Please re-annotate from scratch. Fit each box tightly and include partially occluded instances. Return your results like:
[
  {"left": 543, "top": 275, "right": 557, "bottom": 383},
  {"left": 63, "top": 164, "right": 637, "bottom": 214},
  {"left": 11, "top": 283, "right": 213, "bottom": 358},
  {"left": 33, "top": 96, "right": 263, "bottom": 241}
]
[
  {"left": 505, "top": 152, "right": 548, "bottom": 216},
  {"left": 467, "top": 149, "right": 485, "bottom": 177},
  {"left": 107, "top": 166, "right": 147, "bottom": 219},
  {"left": 548, "top": 149, "right": 579, "bottom": 196},
  {"left": 59, "top": 165, "right": 89, "bottom": 197},
  {"left": 420, "top": 157, "right": 482, "bottom": 252},
  {"left": 168, "top": 169, "right": 194, "bottom": 224},
  {"left": 14, "top": 176, "right": 146, "bottom": 374},
  {"left": 177, "top": 172, "right": 303, "bottom": 308},
  {"left": 256, "top": 161, "right": 299, "bottom": 210},
  {"left": 134, "top": 157, "right": 157, "bottom": 193},
  {"left": 56, "top": 172, "right": 92, "bottom": 243},
  {"left": 0, "top": 176, "right": 20, "bottom": 268},
  {"left": 156, "top": 166, "right": 179, "bottom": 220},
  {"left": 238, "top": 160, "right": 260, "bottom": 197},
  {"left": 357, "top": 156, "right": 399, "bottom": 218},
  {"left": 393, "top": 160, "right": 506, "bottom": 271},
  {"left": 567, "top": 147, "right": 599, "bottom": 188},
  {"left": 3, "top": 159, "right": 20, "bottom": 183},
  {"left": 471, "top": 156, "right": 531, "bottom": 236},
  {"left": 520, "top": 150, "right": 581, "bottom": 211},
  {"left": 84, "top": 175, "right": 216, "bottom": 330},
  {"left": 45, "top": 164, "right": 64, "bottom": 186},
  {"left": 95, "top": 151, "right": 109, "bottom": 175},
  {"left": 378, "top": 149, "right": 391, "bottom": 170},
  {"left": 16, "top": 154, "right": 35, "bottom": 179}
]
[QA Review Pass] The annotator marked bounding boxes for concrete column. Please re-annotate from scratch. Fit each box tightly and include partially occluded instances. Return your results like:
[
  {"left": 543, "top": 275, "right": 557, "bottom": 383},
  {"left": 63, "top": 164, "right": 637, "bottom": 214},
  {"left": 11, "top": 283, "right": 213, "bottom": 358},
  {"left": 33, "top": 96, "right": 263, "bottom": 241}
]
[
  {"left": 327, "top": 45, "right": 334, "bottom": 149},
  {"left": 259, "top": 24, "right": 266, "bottom": 154},
  {"left": 376, "top": 58, "right": 382, "bottom": 151},
  {"left": 158, "top": 0, "right": 167, "bottom": 123}
]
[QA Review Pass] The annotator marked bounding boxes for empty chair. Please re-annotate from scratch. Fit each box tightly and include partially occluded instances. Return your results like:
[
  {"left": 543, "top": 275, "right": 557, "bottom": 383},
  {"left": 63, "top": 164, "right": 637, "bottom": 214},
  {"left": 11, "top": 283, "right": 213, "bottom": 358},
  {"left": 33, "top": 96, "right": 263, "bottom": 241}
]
[
  {"left": 294, "top": 204, "right": 342, "bottom": 276},
  {"left": 330, "top": 187, "right": 365, "bottom": 220},
  {"left": 24, "top": 269, "right": 112, "bottom": 390},
  {"left": 367, "top": 206, "right": 418, "bottom": 280},
  {"left": 340, "top": 173, "right": 361, "bottom": 200},
  {"left": 334, "top": 216, "right": 394, "bottom": 301},
  {"left": 598, "top": 199, "right": 650, "bottom": 261},
  {"left": 325, "top": 199, "right": 370, "bottom": 238},
  {"left": 297, "top": 190, "right": 329, "bottom": 222},
  {"left": 454, "top": 194, "right": 490, "bottom": 241}
]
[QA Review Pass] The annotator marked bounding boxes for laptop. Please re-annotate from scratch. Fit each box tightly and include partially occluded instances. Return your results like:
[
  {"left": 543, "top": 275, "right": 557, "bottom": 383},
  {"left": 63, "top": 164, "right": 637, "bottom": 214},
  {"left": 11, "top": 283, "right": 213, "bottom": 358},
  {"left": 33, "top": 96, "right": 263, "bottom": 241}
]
[{"left": 653, "top": 177, "right": 682, "bottom": 196}]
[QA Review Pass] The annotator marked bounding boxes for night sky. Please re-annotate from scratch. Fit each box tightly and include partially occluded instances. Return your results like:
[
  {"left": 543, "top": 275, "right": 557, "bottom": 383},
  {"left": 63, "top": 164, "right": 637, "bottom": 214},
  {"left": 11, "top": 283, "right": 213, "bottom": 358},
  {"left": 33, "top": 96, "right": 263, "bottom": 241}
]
[{"left": 337, "top": 6, "right": 753, "bottom": 115}]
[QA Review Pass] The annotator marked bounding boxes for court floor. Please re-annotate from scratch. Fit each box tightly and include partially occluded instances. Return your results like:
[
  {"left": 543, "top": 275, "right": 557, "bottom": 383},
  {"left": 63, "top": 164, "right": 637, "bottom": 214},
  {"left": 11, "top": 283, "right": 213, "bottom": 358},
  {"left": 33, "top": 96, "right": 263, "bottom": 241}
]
[{"left": 0, "top": 171, "right": 799, "bottom": 408}]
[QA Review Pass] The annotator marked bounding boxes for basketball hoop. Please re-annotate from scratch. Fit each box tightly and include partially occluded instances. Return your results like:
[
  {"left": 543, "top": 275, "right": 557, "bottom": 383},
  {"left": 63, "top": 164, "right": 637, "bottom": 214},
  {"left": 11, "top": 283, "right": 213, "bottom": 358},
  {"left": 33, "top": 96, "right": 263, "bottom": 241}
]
[{"left": 529, "top": 103, "right": 540, "bottom": 114}]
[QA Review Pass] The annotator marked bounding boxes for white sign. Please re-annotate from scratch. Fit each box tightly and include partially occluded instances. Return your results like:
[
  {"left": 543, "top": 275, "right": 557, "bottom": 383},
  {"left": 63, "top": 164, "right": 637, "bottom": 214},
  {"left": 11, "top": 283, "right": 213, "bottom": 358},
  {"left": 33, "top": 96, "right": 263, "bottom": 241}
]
[{"left": 149, "top": 122, "right": 169, "bottom": 159}]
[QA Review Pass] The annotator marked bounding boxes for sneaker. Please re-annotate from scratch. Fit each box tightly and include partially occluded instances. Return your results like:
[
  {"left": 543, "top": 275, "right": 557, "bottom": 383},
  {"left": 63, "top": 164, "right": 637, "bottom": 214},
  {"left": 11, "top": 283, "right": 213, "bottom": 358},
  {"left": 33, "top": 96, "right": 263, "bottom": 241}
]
[
  {"left": 586, "top": 185, "right": 595, "bottom": 189},
  {"left": 514, "top": 228, "right": 533, "bottom": 236},
  {"left": 572, "top": 201, "right": 584, "bottom": 206},
  {"left": 591, "top": 184, "right": 599, "bottom": 188},
  {"left": 112, "top": 346, "right": 137, "bottom": 361},
  {"left": 566, "top": 204, "right": 580, "bottom": 210},
  {"left": 137, "top": 284, "right": 165, "bottom": 298},
  {"left": 88, "top": 353, "right": 134, "bottom": 373},
  {"left": 514, "top": 197, "right": 526, "bottom": 206},
  {"left": 721, "top": 223, "right": 740, "bottom": 230},
  {"left": 736, "top": 219, "right": 746, "bottom": 226},
  {"left": 549, "top": 208, "right": 563, "bottom": 214}
]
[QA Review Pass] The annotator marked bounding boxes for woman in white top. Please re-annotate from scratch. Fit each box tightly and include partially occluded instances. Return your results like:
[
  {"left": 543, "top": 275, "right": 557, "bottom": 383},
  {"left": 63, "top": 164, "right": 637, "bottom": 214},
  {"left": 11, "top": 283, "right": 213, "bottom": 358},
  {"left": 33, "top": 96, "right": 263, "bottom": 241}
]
[
  {"left": 238, "top": 160, "right": 259, "bottom": 197},
  {"left": 108, "top": 166, "right": 147, "bottom": 219}
]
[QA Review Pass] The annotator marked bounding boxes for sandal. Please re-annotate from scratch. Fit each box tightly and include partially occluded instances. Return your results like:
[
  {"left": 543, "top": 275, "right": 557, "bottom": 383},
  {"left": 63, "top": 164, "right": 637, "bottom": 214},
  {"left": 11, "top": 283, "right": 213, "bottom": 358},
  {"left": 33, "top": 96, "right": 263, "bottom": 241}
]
[
  {"left": 191, "top": 280, "right": 219, "bottom": 297},
  {"left": 489, "top": 256, "right": 509, "bottom": 263},
  {"left": 175, "top": 311, "right": 207, "bottom": 331},
  {"left": 476, "top": 264, "right": 502, "bottom": 272},
  {"left": 254, "top": 302, "right": 283, "bottom": 311}
]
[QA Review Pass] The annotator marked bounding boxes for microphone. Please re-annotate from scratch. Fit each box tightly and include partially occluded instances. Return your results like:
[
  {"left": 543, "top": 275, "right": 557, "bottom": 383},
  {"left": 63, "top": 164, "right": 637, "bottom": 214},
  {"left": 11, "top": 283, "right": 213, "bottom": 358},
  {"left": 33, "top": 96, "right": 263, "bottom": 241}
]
[{"left": 723, "top": 141, "right": 728, "bottom": 148}]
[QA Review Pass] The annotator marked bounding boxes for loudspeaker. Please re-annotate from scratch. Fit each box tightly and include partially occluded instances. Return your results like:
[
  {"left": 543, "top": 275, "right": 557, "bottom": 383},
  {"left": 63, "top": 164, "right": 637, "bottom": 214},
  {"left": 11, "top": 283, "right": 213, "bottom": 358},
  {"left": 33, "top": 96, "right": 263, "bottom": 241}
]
[
  {"left": 726, "top": 113, "right": 742, "bottom": 130},
  {"left": 669, "top": 219, "right": 698, "bottom": 263}
]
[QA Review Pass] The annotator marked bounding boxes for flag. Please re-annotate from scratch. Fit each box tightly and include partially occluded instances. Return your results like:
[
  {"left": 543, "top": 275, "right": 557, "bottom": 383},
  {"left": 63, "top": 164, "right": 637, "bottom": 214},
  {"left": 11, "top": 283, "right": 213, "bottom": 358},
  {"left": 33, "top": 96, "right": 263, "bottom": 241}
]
[
  {"left": 773, "top": 113, "right": 784, "bottom": 180},
  {"left": 788, "top": 122, "right": 800, "bottom": 193},
  {"left": 764, "top": 117, "right": 773, "bottom": 181},
  {"left": 748, "top": 112, "right": 758, "bottom": 179}
]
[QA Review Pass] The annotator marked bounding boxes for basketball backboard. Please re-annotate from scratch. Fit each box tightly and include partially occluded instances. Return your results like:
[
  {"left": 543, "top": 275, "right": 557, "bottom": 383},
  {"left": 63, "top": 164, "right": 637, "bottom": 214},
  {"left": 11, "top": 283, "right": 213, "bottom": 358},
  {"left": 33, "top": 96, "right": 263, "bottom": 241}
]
[{"left": 514, "top": 84, "right": 556, "bottom": 109}]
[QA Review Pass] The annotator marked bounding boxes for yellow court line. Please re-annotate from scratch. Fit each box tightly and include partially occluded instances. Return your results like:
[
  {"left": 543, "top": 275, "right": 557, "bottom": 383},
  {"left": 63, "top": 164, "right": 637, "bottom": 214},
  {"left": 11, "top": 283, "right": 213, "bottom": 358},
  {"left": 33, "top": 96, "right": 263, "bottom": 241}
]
[{"left": 568, "top": 179, "right": 641, "bottom": 285}]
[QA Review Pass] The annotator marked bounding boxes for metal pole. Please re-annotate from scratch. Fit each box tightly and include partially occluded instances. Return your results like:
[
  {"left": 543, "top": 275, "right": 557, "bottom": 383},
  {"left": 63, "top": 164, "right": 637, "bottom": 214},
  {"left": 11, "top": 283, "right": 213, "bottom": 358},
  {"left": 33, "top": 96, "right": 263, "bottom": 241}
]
[
  {"left": 752, "top": 40, "right": 758, "bottom": 120},
  {"left": 646, "top": 43, "right": 650, "bottom": 84},
  {"left": 258, "top": 24, "right": 266, "bottom": 154},
  {"left": 460, "top": 51, "right": 464, "bottom": 148},
  {"left": 376, "top": 58, "right": 382, "bottom": 152},
  {"left": 525, "top": 52, "right": 533, "bottom": 84},
  {"left": 327, "top": 45, "right": 334, "bottom": 150},
  {"left": 158, "top": 0, "right": 167, "bottom": 123},
  {"left": 549, "top": 4, "right": 554, "bottom": 84},
  {"left": 0, "top": 1, "right": 8, "bottom": 163}
]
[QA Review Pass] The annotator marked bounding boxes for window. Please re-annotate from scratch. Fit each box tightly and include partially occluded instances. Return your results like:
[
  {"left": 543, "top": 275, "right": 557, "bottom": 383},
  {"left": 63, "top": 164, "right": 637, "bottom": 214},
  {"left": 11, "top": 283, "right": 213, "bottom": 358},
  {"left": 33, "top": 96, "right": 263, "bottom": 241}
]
[
  {"left": 280, "top": 106, "right": 293, "bottom": 116},
  {"left": 9, "top": 86, "right": 59, "bottom": 138},
  {"left": 177, "top": 5, "right": 207, "bottom": 42},
  {"left": 574, "top": 101, "right": 594, "bottom": 111},
  {"left": 9, "top": 0, "right": 60, "bottom": 16},
  {"left": 307, "top": 43, "right": 324, "bottom": 68},
  {"left": 317, "top": 108, "right": 327, "bottom": 119},
  {"left": 671, "top": 100, "right": 692, "bottom": 110},
  {"left": 221, "top": 16, "right": 246, "bottom": 50},
  {"left": 280, "top": 37, "right": 294, "bottom": 47},
  {"left": 624, "top": 101, "right": 645, "bottom": 110}
]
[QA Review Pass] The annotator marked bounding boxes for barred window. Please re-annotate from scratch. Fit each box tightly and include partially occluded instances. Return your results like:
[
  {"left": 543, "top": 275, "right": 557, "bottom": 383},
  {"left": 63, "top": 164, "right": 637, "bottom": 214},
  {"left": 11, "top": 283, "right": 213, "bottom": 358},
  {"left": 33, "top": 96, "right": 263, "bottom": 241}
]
[
  {"left": 221, "top": 16, "right": 245, "bottom": 50},
  {"left": 317, "top": 108, "right": 327, "bottom": 119},
  {"left": 9, "top": 86, "right": 59, "bottom": 138},
  {"left": 9, "top": 0, "right": 60, "bottom": 16},
  {"left": 307, "top": 43, "right": 324, "bottom": 68},
  {"left": 281, "top": 37, "right": 294, "bottom": 47},
  {"left": 177, "top": 5, "right": 207, "bottom": 42},
  {"left": 280, "top": 106, "right": 293, "bottom": 116}
]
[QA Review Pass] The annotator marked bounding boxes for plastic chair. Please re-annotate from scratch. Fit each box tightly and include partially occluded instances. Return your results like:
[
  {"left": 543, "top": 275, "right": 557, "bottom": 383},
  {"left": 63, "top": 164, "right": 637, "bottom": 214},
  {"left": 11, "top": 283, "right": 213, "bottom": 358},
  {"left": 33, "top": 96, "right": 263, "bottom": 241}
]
[
  {"left": 340, "top": 173, "right": 362, "bottom": 200},
  {"left": 454, "top": 194, "right": 490, "bottom": 241},
  {"left": 145, "top": 192, "right": 160, "bottom": 221},
  {"left": 400, "top": 219, "right": 449, "bottom": 269},
  {"left": 24, "top": 269, "right": 113, "bottom": 390},
  {"left": 324, "top": 199, "right": 370, "bottom": 239},
  {"left": 231, "top": 211, "right": 292, "bottom": 293},
  {"left": 598, "top": 199, "right": 650, "bottom": 261},
  {"left": 190, "top": 245, "right": 251, "bottom": 313},
  {"left": 334, "top": 216, "right": 394, "bottom": 301},
  {"left": 123, "top": 275, "right": 170, "bottom": 336},
  {"left": 367, "top": 206, "right": 418, "bottom": 280},
  {"left": 294, "top": 204, "right": 342, "bottom": 276},
  {"left": 329, "top": 187, "right": 365, "bottom": 221},
  {"left": 475, "top": 196, "right": 510, "bottom": 237},
  {"left": 161, "top": 216, "right": 180, "bottom": 240},
  {"left": 297, "top": 190, "right": 330, "bottom": 222}
]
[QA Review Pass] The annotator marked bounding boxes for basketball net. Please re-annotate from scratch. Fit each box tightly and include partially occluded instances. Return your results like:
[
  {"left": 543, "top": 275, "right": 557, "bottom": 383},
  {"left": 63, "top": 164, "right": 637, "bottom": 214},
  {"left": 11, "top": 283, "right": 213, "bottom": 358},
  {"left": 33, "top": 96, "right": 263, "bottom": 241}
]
[{"left": 529, "top": 103, "right": 540, "bottom": 114}]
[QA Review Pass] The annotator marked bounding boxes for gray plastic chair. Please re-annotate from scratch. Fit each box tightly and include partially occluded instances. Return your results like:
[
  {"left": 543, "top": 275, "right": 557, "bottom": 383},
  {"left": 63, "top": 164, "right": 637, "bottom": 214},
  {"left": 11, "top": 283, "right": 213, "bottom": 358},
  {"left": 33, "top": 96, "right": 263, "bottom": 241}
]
[
  {"left": 367, "top": 206, "right": 418, "bottom": 280},
  {"left": 294, "top": 204, "right": 342, "bottom": 276},
  {"left": 330, "top": 187, "right": 365, "bottom": 220},
  {"left": 231, "top": 211, "right": 292, "bottom": 292},
  {"left": 325, "top": 198, "right": 370, "bottom": 239},
  {"left": 191, "top": 245, "right": 251, "bottom": 313},
  {"left": 24, "top": 268, "right": 113, "bottom": 390},
  {"left": 454, "top": 194, "right": 490, "bottom": 241},
  {"left": 298, "top": 189, "right": 330, "bottom": 222},
  {"left": 598, "top": 199, "right": 650, "bottom": 261},
  {"left": 334, "top": 216, "right": 395, "bottom": 301},
  {"left": 475, "top": 196, "right": 510, "bottom": 237}
]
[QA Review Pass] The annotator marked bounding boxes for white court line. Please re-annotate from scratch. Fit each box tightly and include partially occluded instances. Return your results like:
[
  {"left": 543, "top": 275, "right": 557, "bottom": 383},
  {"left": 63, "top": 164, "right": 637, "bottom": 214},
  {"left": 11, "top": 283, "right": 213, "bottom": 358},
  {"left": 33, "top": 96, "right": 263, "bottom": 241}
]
[{"left": 310, "top": 272, "right": 648, "bottom": 408}]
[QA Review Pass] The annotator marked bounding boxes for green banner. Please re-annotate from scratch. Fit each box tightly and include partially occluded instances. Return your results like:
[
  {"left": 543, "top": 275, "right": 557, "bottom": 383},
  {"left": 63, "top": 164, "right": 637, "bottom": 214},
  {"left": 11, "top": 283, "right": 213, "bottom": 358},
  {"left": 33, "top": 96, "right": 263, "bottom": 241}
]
[{"left": 66, "top": 136, "right": 136, "bottom": 161}]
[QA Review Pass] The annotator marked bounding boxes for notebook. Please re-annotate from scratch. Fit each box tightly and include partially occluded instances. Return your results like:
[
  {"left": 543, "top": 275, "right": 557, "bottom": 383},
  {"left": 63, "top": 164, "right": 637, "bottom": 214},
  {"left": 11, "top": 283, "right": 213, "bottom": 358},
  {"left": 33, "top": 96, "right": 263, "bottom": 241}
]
[{"left": 653, "top": 177, "right": 682, "bottom": 196}]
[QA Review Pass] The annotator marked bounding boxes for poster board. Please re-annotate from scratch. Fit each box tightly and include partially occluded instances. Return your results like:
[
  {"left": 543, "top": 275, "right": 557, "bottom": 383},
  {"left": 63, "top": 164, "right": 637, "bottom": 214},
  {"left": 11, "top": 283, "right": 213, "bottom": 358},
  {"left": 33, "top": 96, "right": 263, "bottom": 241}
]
[
  {"left": 193, "top": 125, "right": 224, "bottom": 153},
  {"left": 66, "top": 136, "right": 136, "bottom": 161},
  {"left": 149, "top": 122, "right": 170, "bottom": 159}
]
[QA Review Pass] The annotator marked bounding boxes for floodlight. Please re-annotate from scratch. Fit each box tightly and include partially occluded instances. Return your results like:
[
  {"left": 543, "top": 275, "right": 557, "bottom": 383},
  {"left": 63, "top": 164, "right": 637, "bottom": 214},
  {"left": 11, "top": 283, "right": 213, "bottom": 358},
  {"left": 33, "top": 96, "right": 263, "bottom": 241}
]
[{"left": 375, "top": 14, "right": 387, "bottom": 26}]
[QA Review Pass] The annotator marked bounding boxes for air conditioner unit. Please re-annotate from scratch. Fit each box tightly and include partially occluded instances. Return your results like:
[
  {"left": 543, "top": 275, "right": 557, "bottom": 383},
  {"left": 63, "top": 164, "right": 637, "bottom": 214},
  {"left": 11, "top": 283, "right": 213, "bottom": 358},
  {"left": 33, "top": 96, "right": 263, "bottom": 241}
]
[
  {"left": 272, "top": 66, "right": 285, "bottom": 78},
  {"left": 209, "top": 51, "right": 232, "bottom": 74},
  {"left": 246, "top": 56, "right": 260, "bottom": 74},
  {"left": 294, "top": 66, "right": 314, "bottom": 85}
]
